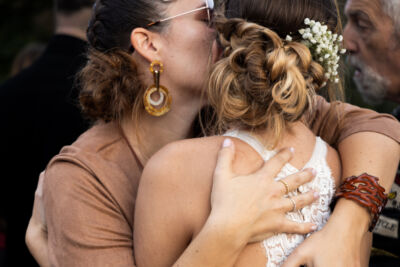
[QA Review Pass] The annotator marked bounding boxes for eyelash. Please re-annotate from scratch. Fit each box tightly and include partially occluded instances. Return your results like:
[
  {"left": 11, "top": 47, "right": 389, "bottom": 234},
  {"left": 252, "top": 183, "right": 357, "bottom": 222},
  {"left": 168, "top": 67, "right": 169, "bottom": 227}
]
[{"left": 351, "top": 17, "right": 369, "bottom": 32}]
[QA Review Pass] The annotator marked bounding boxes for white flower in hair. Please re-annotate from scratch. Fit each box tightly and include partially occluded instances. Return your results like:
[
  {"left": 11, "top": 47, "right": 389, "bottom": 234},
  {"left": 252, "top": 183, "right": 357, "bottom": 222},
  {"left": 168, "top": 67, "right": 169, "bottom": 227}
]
[
  {"left": 286, "top": 18, "right": 346, "bottom": 85},
  {"left": 285, "top": 35, "right": 293, "bottom": 42}
]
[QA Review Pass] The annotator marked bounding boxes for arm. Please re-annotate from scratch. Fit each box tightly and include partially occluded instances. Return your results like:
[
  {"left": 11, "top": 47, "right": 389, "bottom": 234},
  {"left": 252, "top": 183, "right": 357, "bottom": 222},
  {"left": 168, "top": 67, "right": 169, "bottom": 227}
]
[
  {"left": 307, "top": 96, "right": 400, "bottom": 146},
  {"left": 43, "top": 161, "right": 135, "bottom": 267},
  {"left": 26, "top": 172, "right": 49, "bottom": 267},
  {"left": 135, "top": 139, "right": 319, "bottom": 267},
  {"left": 283, "top": 98, "right": 400, "bottom": 266},
  {"left": 27, "top": 140, "right": 317, "bottom": 267}
]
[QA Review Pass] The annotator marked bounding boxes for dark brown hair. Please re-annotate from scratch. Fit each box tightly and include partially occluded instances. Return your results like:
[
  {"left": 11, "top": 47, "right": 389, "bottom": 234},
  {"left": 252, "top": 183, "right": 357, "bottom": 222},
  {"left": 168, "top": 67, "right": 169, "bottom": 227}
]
[
  {"left": 56, "top": 0, "right": 96, "bottom": 14},
  {"left": 225, "top": 0, "right": 339, "bottom": 38},
  {"left": 225, "top": 0, "right": 345, "bottom": 102},
  {"left": 78, "top": 0, "right": 172, "bottom": 122}
]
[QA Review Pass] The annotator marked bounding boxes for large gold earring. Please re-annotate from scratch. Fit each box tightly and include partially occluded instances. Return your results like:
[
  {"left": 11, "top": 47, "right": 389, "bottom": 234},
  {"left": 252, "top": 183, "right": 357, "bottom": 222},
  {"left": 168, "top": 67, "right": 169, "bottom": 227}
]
[{"left": 143, "top": 60, "right": 172, "bottom": 116}]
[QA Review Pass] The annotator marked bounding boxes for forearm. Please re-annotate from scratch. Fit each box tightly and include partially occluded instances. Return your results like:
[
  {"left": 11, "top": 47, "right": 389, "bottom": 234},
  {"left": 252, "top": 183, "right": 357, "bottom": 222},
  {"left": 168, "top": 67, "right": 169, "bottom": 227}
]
[
  {"left": 25, "top": 218, "right": 49, "bottom": 267},
  {"left": 335, "top": 132, "right": 400, "bottom": 232},
  {"left": 173, "top": 214, "right": 246, "bottom": 267}
]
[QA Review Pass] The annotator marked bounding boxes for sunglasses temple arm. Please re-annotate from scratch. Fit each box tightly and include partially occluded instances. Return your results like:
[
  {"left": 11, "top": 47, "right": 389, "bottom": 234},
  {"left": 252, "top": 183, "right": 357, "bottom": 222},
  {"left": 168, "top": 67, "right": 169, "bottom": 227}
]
[{"left": 159, "top": 6, "right": 208, "bottom": 23}]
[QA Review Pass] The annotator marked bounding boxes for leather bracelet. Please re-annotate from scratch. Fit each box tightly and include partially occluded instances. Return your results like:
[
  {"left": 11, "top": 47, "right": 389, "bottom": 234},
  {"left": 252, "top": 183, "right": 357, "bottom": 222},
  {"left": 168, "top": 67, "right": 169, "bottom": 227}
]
[{"left": 335, "top": 173, "right": 388, "bottom": 232}]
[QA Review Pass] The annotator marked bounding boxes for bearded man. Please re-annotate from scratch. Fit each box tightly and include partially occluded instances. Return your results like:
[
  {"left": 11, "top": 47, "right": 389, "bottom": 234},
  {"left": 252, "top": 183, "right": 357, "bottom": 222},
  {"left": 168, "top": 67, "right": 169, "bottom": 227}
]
[{"left": 343, "top": 0, "right": 400, "bottom": 265}]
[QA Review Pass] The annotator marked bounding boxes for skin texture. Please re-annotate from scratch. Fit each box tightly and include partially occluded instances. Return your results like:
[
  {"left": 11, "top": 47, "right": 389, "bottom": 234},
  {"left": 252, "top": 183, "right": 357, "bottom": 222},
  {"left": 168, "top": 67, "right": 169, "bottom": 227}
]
[
  {"left": 343, "top": 0, "right": 400, "bottom": 103},
  {"left": 134, "top": 122, "right": 341, "bottom": 267},
  {"left": 25, "top": 0, "right": 317, "bottom": 265},
  {"left": 25, "top": 0, "right": 400, "bottom": 266}
]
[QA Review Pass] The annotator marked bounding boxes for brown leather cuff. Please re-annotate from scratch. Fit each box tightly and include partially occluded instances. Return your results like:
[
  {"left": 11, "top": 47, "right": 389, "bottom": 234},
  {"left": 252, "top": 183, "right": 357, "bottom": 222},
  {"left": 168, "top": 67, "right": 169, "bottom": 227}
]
[{"left": 335, "top": 173, "right": 388, "bottom": 232}]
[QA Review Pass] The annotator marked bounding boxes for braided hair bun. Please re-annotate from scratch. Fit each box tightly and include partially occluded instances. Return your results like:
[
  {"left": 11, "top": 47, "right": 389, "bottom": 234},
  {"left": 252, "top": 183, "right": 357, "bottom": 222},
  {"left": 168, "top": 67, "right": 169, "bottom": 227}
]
[{"left": 208, "top": 17, "right": 325, "bottom": 146}]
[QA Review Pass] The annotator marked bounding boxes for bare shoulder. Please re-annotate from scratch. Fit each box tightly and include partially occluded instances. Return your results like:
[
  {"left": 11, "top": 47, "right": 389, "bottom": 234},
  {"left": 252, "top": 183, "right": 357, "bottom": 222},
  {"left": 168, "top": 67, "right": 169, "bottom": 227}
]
[
  {"left": 138, "top": 136, "right": 228, "bottom": 220},
  {"left": 143, "top": 135, "right": 265, "bottom": 185},
  {"left": 143, "top": 136, "right": 225, "bottom": 183}
]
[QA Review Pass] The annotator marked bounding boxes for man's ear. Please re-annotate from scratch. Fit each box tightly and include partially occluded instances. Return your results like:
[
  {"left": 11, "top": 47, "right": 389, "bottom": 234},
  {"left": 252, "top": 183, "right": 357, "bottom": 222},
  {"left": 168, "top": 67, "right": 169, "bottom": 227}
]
[{"left": 130, "top": 28, "right": 161, "bottom": 62}]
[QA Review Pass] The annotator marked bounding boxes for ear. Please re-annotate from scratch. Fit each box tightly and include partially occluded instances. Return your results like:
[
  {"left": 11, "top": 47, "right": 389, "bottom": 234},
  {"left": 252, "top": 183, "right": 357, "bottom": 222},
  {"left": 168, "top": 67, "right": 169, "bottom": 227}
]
[{"left": 130, "top": 28, "right": 161, "bottom": 63}]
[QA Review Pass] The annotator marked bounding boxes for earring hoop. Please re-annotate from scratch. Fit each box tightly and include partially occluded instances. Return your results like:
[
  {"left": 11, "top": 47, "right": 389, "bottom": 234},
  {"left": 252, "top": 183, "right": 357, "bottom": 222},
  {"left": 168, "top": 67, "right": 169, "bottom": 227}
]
[{"left": 143, "top": 60, "right": 172, "bottom": 117}]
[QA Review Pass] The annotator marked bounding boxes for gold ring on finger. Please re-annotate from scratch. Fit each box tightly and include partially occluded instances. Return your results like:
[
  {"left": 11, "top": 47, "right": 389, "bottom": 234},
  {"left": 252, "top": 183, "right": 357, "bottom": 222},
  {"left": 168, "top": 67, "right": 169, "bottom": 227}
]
[
  {"left": 278, "top": 179, "right": 290, "bottom": 195},
  {"left": 288, "top": 196, "right": 296, "bottom": 212}
]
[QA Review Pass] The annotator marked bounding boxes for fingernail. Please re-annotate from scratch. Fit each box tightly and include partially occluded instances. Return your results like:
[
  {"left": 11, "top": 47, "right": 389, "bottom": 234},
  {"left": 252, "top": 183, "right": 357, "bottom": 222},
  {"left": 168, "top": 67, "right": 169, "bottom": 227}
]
[
  {"left": 311, "top": 169, "right": 317, "bottom": 176},
  {"left": 314, "top": 191, "right": 320, "bottom": 199},
  {"left": 223, "top": 138, "right": 232, "bottom": 148},
  {"left": 305, "top": 168, "right": 316, "bottom": 176},
  {"left": 289, "top": 147, "right": 295, "bottom": 153},
  {"left": 311, "top": 224, "right": 317, "bottom": 231}
]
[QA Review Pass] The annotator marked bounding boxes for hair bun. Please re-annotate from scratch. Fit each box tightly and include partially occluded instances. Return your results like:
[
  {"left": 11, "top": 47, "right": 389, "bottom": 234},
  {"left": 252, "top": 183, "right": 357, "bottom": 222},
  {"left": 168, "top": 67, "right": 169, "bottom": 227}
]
[{"left": 209, "top": 18, "right": 325, "bottom": 146}]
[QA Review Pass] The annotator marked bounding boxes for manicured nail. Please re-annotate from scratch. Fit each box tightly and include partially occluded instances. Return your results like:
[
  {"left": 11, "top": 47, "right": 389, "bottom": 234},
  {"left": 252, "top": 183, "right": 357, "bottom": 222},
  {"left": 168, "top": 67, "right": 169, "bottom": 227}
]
[
  {"left": 223, "top": 138, "right": 232, "bottom": 148},
  {"left": 311, "top": 224, "right": 317, "bottom": 231},
  {"left": 289, "top": 147, "right": 295, "bottom": 153},
  {"left": 314, "top": 191, "right": 320, "bottom": 199},
  {"left": 311, "top": 169, "right": 317, "bottom": 176}
]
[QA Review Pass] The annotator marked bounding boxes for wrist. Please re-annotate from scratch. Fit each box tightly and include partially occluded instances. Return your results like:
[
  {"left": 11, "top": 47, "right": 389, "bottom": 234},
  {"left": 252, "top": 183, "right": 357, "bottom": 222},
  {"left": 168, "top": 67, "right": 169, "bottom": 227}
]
[
  {"left": 335, "top": 173, "right": 388, "bottom": 232},
  {"left": 205, "top": 211, "right": 248, "bottom": 251},
  {"left": 332, "top": 197, "right": 370, "bottom": 235}
]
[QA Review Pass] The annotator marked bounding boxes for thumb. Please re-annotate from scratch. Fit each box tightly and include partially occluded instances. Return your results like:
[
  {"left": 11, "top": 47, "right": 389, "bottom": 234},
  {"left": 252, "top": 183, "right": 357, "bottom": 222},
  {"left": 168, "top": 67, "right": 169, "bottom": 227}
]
[
  {"left": 214, "top": 138, "right": 235, "bottom": 181},
  {"left": 282, "top": 248, "right": 308, "bottom": 267},
  {"left": 33, "top": 171, "right": 46, "bottom": 227}
]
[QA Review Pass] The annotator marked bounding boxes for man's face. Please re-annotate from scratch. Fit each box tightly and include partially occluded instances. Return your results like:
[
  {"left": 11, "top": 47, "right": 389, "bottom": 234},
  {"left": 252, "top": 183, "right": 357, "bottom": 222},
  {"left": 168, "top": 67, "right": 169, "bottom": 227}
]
[{"left": 343, "top": 0, "right": 400, "bottom": 105}]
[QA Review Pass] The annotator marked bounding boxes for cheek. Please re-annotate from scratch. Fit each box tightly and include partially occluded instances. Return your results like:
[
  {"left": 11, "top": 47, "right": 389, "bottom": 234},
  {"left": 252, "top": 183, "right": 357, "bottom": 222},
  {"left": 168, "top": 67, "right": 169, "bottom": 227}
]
[{"left": 164, "top": 24, "right": 215, "bottom": 89}]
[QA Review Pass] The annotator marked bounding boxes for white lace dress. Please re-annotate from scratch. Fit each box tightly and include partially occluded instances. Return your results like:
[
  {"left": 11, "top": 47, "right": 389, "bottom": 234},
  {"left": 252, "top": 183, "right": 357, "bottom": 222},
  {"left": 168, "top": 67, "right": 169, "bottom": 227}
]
[{"left": 224, "top": 130, "right": 336, "bottom": 267}]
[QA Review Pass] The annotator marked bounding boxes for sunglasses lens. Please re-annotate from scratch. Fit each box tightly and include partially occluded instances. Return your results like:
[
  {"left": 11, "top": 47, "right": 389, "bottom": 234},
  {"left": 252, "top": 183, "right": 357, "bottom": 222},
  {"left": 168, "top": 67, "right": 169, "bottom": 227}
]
[{"left": 205, "top": 0, "right": 214, "bottom": 10}]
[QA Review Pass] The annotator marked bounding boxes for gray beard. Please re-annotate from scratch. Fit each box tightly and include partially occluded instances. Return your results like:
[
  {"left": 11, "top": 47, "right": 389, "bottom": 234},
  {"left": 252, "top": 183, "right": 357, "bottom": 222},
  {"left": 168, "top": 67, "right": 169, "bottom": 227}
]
[{"left": 348, "top": 56, "right": 389, "bottom": 105}]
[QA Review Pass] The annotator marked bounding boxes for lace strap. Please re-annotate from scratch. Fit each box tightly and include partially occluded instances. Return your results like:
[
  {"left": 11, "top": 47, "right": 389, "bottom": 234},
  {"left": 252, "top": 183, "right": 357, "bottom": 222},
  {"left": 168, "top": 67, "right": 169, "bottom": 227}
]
[
  {"left": 303, "top": 137, "right": 327, "bottom": 168},
  {"left": 223, "top": 130, "right": 274, "bottom": 159}
]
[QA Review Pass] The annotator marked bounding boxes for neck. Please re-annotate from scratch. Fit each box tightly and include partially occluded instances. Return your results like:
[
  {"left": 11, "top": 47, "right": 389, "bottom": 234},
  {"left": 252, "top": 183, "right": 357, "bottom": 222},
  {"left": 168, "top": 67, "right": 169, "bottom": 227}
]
[
  {"left": 121, "top": 92, "right": 205, "bottom": 166},
  {"left": 55, "top": 26, "right": 87, "bottom": 41},
  {"left": 250, "top": 121, "right": 306, "bottom": 150},
  {"left": 55, "top": 8, "right": 92, "bottom": 41}
]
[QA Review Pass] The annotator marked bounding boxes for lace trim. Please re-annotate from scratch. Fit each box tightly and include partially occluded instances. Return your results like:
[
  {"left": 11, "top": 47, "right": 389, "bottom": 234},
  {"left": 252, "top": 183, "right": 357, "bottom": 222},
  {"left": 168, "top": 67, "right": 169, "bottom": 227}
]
[{"left": 223, "top": 130, "right": 336, "bottom": 267}]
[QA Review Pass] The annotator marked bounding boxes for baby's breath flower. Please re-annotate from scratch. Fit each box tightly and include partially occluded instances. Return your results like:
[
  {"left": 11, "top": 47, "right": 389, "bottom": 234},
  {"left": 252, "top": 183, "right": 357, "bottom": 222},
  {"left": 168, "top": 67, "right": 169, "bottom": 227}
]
[{"left": 285, "top": 18, "right": 346, "bottom": 84}]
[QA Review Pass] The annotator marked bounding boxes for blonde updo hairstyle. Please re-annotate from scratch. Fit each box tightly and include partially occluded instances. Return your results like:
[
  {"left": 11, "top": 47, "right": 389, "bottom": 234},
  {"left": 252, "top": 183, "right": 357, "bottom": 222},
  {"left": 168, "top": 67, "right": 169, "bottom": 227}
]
[{"left": 207, "top": 0, "right": 344, "bottom": 147}]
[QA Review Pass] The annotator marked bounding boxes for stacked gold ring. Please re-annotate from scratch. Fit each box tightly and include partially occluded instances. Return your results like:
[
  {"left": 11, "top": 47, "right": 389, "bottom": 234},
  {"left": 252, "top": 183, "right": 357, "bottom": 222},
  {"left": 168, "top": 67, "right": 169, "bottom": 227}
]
[
  {"left": 288, "top": 196, "right": 297, "bottom": 212},
  {"left": 278, "top": 179, "right": 290, "bottom": 195}
]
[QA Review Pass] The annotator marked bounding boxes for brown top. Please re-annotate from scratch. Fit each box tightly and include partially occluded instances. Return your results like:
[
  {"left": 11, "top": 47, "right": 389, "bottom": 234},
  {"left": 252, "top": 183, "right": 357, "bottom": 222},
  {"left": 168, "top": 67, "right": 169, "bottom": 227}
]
[
  {"left": 44, "top": 122, "right": 140, "bottom": 266},
  {"left": 43, "top": 97, "right": 400, "bottom": 266}
]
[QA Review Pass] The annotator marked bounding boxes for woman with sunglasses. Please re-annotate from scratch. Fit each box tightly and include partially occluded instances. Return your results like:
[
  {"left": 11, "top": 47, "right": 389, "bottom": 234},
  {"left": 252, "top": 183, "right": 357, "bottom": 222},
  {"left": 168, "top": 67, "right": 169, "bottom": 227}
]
[{"left": 26, "top": 0, "right": 399, "bottom": 266}]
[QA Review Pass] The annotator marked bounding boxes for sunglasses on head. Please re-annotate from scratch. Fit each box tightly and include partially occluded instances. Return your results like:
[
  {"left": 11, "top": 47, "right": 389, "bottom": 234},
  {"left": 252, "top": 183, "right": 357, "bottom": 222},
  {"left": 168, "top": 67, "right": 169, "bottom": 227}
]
[{"left": 147, "top": 0, "right": 215, "bottom": 27}]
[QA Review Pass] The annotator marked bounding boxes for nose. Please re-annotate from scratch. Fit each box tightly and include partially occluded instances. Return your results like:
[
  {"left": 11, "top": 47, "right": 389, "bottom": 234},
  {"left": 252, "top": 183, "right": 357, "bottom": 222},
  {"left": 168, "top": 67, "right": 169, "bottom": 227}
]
[{"left": 343, "top": 23, "right": 358, "bottom": 54}]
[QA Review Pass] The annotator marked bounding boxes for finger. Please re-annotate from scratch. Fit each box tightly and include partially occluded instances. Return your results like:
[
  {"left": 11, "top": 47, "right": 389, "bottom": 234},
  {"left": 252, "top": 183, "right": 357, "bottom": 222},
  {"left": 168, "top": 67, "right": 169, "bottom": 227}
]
[
  {"left": 278, "top": 168, "right": 316, "bottom": 195},
  {"left": 255, "top": 147, "right": 294, "bottom": 180},
  {"left": 281, "top": 191, "right": 319, "bottom": 212},
  {"left": 35, "top": 171, "right": 45, "bottom": 197},
  {"left": 279, "top": 219, "right": 317, "bottom": 236},
  {"left": 281, "top": 246, "right": 309, "bottom": 267},
  {"left": 33, "top": 172, "right": 47, "bottom": 226},
  {"left": 214, "top": 138, "right": 235, "bottom": 180}
]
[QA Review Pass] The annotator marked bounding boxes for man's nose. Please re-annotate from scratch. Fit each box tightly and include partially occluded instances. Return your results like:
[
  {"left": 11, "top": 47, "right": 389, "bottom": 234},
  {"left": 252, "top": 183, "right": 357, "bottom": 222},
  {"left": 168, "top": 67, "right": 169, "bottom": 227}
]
[{"left": 343, "top": 23, "right": 358, "bottom": 54}]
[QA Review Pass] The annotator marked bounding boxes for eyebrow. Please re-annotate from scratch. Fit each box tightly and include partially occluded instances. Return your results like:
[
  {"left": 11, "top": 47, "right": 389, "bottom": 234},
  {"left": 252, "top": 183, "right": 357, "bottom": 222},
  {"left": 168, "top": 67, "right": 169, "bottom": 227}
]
[{"left": 348, "top": 10, "right": 372, "bottom": 22}]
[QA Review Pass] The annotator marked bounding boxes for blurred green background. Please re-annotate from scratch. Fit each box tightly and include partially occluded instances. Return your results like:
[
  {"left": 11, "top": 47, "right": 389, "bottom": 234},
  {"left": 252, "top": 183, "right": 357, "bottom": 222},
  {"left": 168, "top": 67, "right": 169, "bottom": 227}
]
[{"left": 0, "top": 0, "right": 397, "bottom": 113}]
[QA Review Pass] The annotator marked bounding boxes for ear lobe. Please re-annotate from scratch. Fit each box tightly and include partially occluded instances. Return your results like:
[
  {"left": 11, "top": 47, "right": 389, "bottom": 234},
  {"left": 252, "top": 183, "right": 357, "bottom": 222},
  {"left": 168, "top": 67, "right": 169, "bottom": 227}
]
[{"left": 130, "top": 28, "right": 159, "bottom": 62}]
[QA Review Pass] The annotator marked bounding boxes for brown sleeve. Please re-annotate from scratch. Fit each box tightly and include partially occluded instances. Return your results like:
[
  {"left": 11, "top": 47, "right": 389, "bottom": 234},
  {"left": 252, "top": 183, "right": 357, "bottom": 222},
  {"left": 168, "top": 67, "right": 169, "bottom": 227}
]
[
  {"left": 307, "top": 96, "right": 400, "bottom": 148},
  {"left": 43, "top": 161, "right": 135, "bottom": 267}
]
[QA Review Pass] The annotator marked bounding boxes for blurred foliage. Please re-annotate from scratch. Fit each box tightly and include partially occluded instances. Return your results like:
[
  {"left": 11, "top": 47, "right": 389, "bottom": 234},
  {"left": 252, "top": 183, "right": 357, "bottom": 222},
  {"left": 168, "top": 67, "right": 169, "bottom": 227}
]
[{"left": 0, "top": 0, "right": 396, "bottom": 113}]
